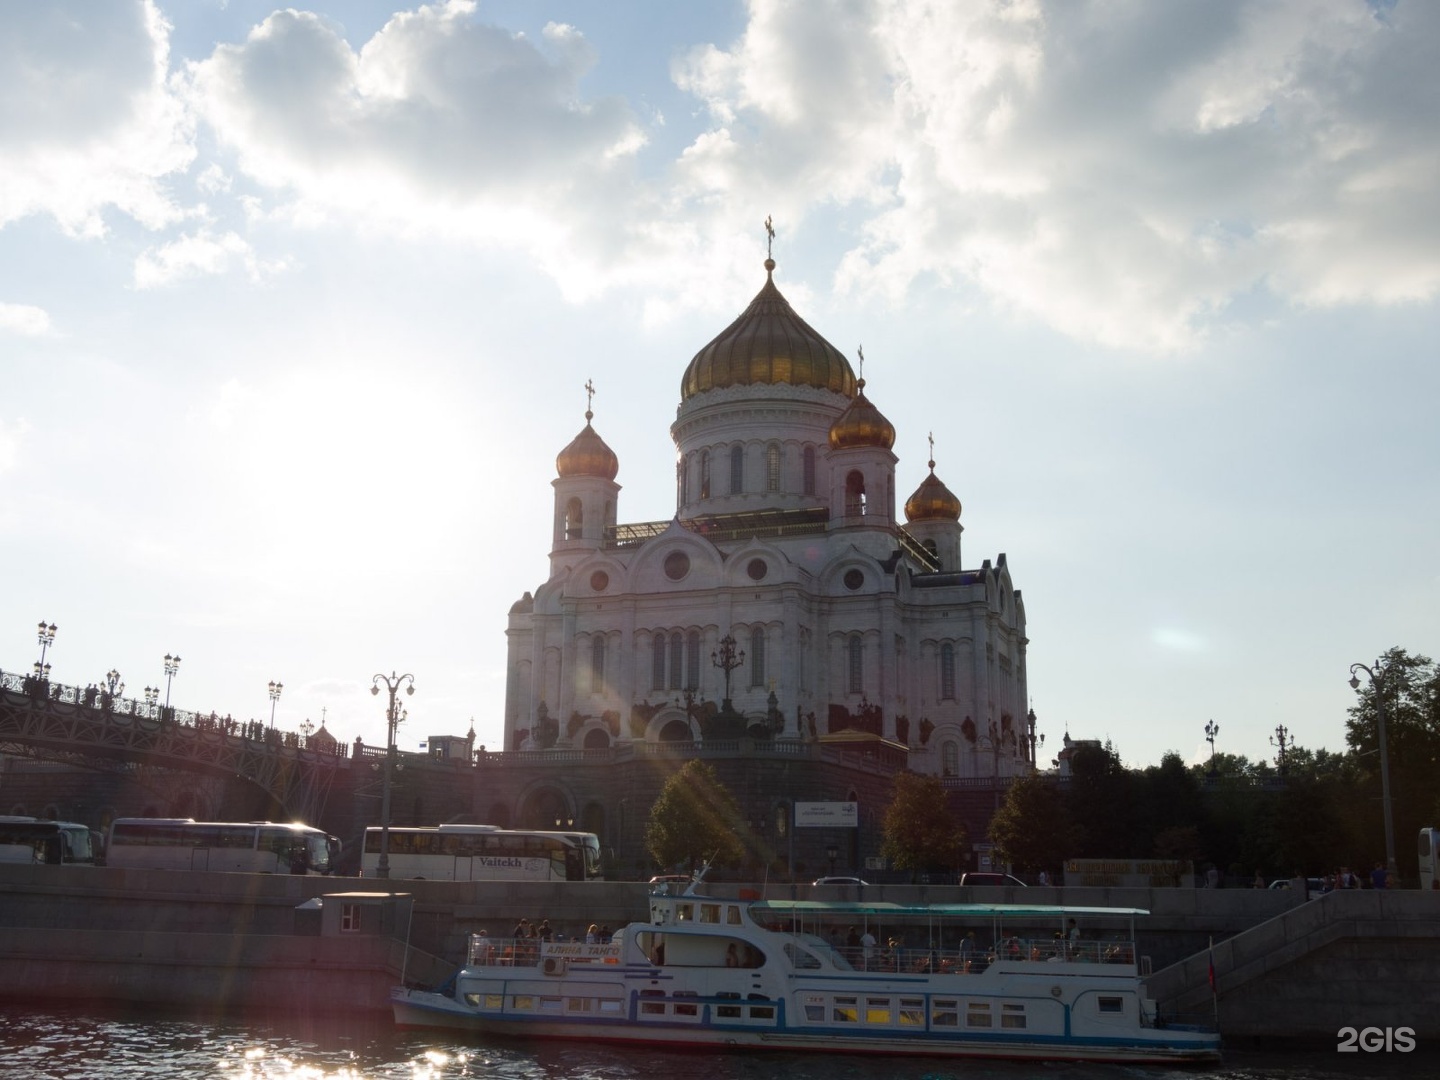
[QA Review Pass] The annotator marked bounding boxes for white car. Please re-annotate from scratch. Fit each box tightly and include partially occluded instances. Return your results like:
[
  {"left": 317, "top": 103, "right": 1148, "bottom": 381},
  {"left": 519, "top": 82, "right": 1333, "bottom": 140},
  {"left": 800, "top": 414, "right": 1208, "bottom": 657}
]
[{"left": 812, "top": 876, "right": 869, "bottom": 886}]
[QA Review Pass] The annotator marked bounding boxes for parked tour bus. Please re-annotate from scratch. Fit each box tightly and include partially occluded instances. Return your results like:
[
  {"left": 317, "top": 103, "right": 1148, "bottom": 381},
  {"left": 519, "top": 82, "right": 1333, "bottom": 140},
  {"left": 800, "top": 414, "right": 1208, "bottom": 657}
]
[
  {"left": 105, "top": 818, "right": 339, "bottom": 874},
  {"left": 0, "top": 816, "right": 97, "bottom": 865},
  {"left": 360, "top": 824, "right": 603, "bottom": 881},
  {"left": 1420, "top": 827, "right": 1439, "bottom": 891}
]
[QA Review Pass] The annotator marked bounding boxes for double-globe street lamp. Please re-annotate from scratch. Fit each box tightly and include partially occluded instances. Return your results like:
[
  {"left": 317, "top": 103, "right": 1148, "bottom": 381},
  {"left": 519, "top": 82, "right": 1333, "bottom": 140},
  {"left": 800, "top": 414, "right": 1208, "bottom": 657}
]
[
  {"left": 268, "top": 680, "right": 283, "bottom": 728},
  {"left": 1349, "top": 658, "right": 1397, "bottom": 878},
  {"left": 371, "top": 671, "right": 415, "bottom": 880},
  {"left": 163, "top": 654, "right": 181, "bottom": 712},
  {"left": 35, "top": 621, "right": 57, "bottom": 681}
]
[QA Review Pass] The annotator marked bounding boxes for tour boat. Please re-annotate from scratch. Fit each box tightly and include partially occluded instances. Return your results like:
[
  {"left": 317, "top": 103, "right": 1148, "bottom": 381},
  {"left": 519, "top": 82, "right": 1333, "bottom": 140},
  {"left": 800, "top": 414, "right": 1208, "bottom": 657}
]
[{"left": 391, "top": 884, "right": 1221, "bottom": 1063}]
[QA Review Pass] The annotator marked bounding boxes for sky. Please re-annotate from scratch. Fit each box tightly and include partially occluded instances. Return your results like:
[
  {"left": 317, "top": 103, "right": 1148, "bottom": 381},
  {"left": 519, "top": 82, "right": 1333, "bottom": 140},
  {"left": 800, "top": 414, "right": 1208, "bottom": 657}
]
[{"left": 2, "top": 0, "right": 1437, "bottom": 771}]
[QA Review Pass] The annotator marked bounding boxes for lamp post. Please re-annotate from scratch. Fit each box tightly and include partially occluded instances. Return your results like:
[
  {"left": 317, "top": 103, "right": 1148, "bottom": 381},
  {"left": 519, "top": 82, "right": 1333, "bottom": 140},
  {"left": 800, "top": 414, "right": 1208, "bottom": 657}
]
[
  {"left": 1270, "top": 724, "right": 1291, "bottom": 775},
  {"left": 371, "top": 671, "right": 415, "bottom": 880},
  {"left": 163, "top": 654, "right": 181, "bottom": 711},
  {"left": 826, "top": 844, "right": 839, "bottom": 878},
  {"left": 711, "top": 634, "right": 745, "bottom": 711},
  {"left": 103, "top": 669, "right": 124, "bottom": 697},
  {"left": 267, "top": 680, "right": 283, "bottom": 728},
  {"left": 143, "top": 686, "right": 159, "bottom": 717},
  {"left": 1204, "top": 719, "right": 1220, "bottom": 774},
  {"left": 1349, "top": 659, "right": 1397, "bottom": 877},
  {"left": 35, "top": 621, "right": 57, "bottom": 681}
]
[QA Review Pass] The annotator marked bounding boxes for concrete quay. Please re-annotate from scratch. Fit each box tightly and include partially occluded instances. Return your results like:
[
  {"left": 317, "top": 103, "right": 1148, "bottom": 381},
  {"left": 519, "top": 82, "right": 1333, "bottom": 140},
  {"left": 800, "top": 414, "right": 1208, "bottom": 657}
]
[{"left": 1, "top": 864, "right": 1433, "bottom": 1040}]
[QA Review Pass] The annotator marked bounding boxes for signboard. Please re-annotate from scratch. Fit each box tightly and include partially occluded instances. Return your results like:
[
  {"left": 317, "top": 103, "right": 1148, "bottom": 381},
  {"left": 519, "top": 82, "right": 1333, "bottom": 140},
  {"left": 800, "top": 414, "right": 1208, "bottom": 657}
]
[{"left": 794, "top": 801, "right": 857, "bottom": 828}]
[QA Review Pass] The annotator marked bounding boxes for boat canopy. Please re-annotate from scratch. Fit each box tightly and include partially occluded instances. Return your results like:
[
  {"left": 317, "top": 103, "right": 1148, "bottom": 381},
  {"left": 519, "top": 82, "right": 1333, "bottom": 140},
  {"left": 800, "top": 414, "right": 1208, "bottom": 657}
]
[{"left": 748, "top": 901, "right": 1150, "bottom": 919}]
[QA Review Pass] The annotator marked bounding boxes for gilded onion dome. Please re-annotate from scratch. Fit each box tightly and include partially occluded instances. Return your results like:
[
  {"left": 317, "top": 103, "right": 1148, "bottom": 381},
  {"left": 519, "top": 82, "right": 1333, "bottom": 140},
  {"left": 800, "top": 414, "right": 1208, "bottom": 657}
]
[
  {"left": 828, "top": 378, "right": 896, "bottom": 450},
  {"left": 680, "top": 259, "right": 857, "bottom": 401},
  {"left": 905, "top": 460, "right": 962, "bottom": 521},
  {"left": 556, "top": 410, "right": 619, "bottom": 480}
]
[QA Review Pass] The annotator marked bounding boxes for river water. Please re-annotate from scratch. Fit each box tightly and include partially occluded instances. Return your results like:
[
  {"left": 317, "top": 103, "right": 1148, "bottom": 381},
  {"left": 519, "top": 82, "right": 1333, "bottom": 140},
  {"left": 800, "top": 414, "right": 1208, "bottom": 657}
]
[{"left": 0, "top": 1005, "right": 1430, "bottom": 1080}]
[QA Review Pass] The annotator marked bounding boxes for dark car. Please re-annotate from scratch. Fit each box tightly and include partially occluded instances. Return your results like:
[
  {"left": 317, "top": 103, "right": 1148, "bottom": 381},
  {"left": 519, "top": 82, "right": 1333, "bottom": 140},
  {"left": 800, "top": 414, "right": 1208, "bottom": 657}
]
[{"left": 960, "top": 872, "right": 1027, "bottom": 887}]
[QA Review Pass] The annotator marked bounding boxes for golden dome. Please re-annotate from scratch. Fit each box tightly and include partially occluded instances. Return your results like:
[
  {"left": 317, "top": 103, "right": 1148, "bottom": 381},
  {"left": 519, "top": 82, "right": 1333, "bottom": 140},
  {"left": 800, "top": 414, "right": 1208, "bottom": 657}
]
[
  {"left": 680, "top": 261, "right": 857, "bottom": 401},
  {"left": 828, "top": 379, "right": 895, "bottom": 450},
  {"left": 556, "top": 411, "right": 619, "bottom": 480},
  {"left": 905, "top": 462, "right": 961, "bottom": 522}
]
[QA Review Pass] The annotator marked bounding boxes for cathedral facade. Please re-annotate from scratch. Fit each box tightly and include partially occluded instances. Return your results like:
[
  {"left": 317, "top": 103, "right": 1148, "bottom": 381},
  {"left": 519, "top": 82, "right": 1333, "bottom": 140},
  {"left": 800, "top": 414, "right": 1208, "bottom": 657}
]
[{"left": 504, "top": 257, "right": 1037, "bottom": 784}]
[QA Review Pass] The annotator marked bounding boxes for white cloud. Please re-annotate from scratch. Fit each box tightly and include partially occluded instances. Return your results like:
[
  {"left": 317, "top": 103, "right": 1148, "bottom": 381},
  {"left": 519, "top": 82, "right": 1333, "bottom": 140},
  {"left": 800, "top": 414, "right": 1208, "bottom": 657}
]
[
  {"left": 0, "top": 303, "right": 51, "bottom": 337},
  {"left": 673, "top": 0, "right": 1440, "bottom": 350},
  {"left": 134, "top": 229, "right": 290, "bottom": 288},
  {"left": 0, "top": 418, "right": 29, "bottom": 473},
  {"left": 0, "top": 0, "right": 193, "bottom": 236}
]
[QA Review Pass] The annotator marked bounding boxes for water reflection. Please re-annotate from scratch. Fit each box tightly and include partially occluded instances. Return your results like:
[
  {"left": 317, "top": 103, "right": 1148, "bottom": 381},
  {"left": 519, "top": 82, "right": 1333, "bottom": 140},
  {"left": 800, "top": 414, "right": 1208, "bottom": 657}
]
[{"left": 0, "top": 1005, "right": 1433, "bottom": 1080}]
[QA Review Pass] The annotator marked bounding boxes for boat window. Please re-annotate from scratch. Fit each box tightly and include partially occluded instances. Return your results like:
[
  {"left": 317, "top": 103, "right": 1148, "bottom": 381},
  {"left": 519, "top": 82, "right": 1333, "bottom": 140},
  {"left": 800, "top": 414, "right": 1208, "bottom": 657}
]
[
  {"left": 639, "top": 989, "right": 665, "bottom": 1016},
  {"left": 866, "top": 998, "right": 892, "bottom": 1024},
  {"left": 512, "top": 995, "right": 534, "bottom": 1010},
  {"left": 967, "top": 1003, "right": 993, "bottom": 1027},
  {"left": 805, "top": 1003, "right": 825, "bottom": 1021},
  {"left": 717, "top": 991, "right": 741, "bottom": 1019},
  {"left": 899, "top": 998, "right": 924, "bottom": 1026},
  {"left": 699, "top": 903, "right": 720, "bottom": 923},
  {"left": 1002, "top": 1004, "right": 1027, "bottom": 1029},
  {"left": 463, "top": 992, "right": 482, "bottom": 1006},
  {"left": 676, "top": 904, "right": 693, "bottom": 922},
  {"left": 832, "top": 996, "right": 859, "bottom": 1023},
  {"left": 1098, "top": 996, "right": 1124, "bottom": 1014},
  {"left": 598, "top": 999, "right": 623, "bottom": 1014},
  {"left": 748, "top": 1003, "right": 775, "bottom": 1020},
  {"left": 567, "top": 997, "right": 592, "bottom": 1012},
  {"left": 783, "top": 943, "right": 821, "bottom": 970},
  {"left": 727, "top": 906, "right": 742, "bottom": 925},
  {"left": 674, "top": 991, "right": 699, "bottom": 1017},
  {"left": 932, "top": 998, "right": 959, "bottom": 1027},
  {"left": 340, "top": 904, "right": 362, "bottom": 933},
  {"left": 540, "top": 997, "right": 562, "bottom": 1012}
]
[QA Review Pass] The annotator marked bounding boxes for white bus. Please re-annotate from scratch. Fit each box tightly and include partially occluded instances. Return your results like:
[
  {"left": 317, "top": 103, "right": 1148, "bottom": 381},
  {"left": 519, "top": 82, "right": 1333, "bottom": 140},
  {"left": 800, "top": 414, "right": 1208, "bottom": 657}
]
[
  {"left": 0, "top": 816, "right": 97, "bottom": 865},
  {"left": 1420, "top": 827, "right": 1439, "bottom": 891},
  {"left": 105, "top": 818, "right": 339, "bottom": 874},
  {"left": 361, "top": 824, "right": 603, "bottom": 881}
]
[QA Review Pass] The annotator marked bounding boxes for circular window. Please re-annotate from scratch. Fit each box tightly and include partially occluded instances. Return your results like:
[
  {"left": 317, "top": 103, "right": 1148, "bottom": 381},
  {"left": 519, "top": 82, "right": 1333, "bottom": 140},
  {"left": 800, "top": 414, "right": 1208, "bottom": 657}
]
[
  {"left": 664, "top": 551, "right": 691, "bottom": 581},
  {"left": 747, "top": 558, "right": 767, "bottom": 581},
  {"left": 589, "top": 570, "right": 609, "bottom": 592},
  {"left": 843, "top": 569, "right": 864, "bottom": 591}
]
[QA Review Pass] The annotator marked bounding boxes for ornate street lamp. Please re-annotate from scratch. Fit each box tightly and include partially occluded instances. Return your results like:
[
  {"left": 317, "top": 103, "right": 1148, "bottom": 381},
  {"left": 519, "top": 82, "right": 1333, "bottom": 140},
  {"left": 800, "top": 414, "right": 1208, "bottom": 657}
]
[
  {"left": 103, "top": 669, "right": 124, "bottom": 697},
  {"left": 711, "top": 634, "right": 745, "bottom": 710},
  {"left": 34, "top": 621, "right": 57, "bottom": 682},
  {"left": 1204, "top": 719, "right": 1220, "bottom": 774},
  {"left": 1270, "top": 724, "right": 1291, "bottom": 775},
  {"left": 144, "top": 686, "right": 160, "bottom": 717},
  {"left": 1349, "top": 659, "right": 1397, "bottom": 877},
  {"left": 163, "top": 654, "right": 181, "bottom": 711},
  {"left": 371, "top": 671, "right": 415, "bottom": 879},
  {"left": 268, "top": 680, "right": 283, "bottom": 728}
]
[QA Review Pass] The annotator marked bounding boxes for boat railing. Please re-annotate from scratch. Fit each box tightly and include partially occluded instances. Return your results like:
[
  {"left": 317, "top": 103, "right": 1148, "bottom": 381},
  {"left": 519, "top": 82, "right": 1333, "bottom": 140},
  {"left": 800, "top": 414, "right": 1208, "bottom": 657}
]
[
  {"left": 467, "top": 935, "right": 621, "bottom": 967},
  {"left": 829, "top": 938, "right": 1136, "bottom": 974}
]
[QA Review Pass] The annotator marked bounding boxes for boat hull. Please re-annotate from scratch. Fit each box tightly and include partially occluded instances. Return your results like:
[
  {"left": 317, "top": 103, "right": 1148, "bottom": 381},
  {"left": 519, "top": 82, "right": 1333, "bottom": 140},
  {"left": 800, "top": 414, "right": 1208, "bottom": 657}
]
[{"left": 391, "top": 987, "right": 1221, "bottom": 1064}]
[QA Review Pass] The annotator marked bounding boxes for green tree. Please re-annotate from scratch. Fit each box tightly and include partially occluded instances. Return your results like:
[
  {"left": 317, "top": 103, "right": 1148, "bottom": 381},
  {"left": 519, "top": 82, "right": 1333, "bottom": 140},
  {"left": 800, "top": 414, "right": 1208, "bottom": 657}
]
[
  {"left": 880, "top": 772, "right": 967, "bottom": 880},
  {"left": 988, "top": 775, "right": 1079, "bottom": 875},
  {"left": 645, "top": 760, "right": 746, "bottom": 873},
  {"left": 1065, "top": 741, "right": 1137, "bottom": 856}
]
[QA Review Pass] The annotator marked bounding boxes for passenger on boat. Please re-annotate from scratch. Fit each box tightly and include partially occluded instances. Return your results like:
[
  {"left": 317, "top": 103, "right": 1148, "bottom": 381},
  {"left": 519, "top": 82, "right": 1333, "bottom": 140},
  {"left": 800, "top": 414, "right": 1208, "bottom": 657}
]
[{"left": 725, "top": 943, "right": 740, "bottom": 968}]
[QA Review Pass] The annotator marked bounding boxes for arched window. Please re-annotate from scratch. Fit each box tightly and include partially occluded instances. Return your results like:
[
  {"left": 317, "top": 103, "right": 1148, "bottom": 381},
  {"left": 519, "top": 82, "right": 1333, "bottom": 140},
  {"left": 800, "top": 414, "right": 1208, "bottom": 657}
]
[
  {"left": 669, "top": 632, "right": 683, "bottom": 691},
  {"left": 848, "top": 636, "right": 863, "bottom": 694},
  {"left": 750, "top": 626, "right": 766, "bottom": 687},
  {"left": 565, "top": 497, "right": 583, "bottom": 539},
  {"left": 686, "top": 630, "right": 701, "bottom": 689},
  {"left": 803, "top": 445, "right": 816, "bottom": 495},
  {"left": 652, "top": 634, "right": 667, "bottom": 691},
  {"left": 940, "top": 642, "right": 956, "bottom": 701},
  {"left": 590, "top": 636, "right": 606, "bottom": 694},
  {"left": 700, "top": 450, "right": 711, "bottom": 499},
  {"left": 730, "top": 444, "right": 744, "bottom": 495},
  {"left": 845, "top": 471, "right": 866, "bottom": 517},
  {"left": 942, "top": 740, "right": 959, "bottom": 777},
  {"left": 766, "top": 443, "right": 781, "bottom": 492}
]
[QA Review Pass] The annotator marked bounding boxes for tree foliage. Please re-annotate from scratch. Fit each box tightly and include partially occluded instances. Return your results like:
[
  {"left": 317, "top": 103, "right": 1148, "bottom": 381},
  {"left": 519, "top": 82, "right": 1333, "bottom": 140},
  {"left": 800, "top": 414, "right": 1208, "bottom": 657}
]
[
  {"left": 645, "top": 760, "right": 746, "bottom": 872},
  {"left": 880, "top": 772, "right": 967, "bottom": 879},
  {"left": 988, "top": 776, "right": 1079, "bottom": 874}
]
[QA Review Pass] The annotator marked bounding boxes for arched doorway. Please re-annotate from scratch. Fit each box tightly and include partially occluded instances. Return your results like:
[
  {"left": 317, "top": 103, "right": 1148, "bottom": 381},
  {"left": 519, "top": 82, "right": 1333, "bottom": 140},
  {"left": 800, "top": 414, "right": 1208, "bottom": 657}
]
[{"left": 658, "top": 719, "right": 692, "bottom": 742}]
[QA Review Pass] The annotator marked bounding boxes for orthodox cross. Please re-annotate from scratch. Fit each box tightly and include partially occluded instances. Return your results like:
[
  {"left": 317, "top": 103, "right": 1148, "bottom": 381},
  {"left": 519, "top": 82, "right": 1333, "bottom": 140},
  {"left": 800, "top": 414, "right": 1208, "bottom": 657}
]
[
  {"left": 928, "top": 430, "right": 935, "bottom": 468},
  {"left": 584, "top": 378, "right": 595, "bottom": 420},
  {"left": 857, "top": 344, "right": 865, "bottom": 382},
  {"left": 764, "top": 215, "right": 775, "bottom": 258}
]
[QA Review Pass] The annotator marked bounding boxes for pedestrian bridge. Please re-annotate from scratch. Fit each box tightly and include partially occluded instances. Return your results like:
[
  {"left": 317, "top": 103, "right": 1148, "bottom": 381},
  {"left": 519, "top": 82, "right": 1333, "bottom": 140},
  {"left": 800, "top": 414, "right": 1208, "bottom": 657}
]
[{"left": 0, "top": 672, "right": 344, "bottom": 822}]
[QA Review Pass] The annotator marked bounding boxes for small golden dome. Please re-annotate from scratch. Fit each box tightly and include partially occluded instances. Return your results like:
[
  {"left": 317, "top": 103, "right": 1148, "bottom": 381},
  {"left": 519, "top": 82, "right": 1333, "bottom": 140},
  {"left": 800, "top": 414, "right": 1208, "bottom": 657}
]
[
  {"left": 828, "top": 379, "right": 895, "bottom": 450},
  {"left": 681, "top": 262, "right": 856, "bottom": 401},
  {"left": 905, "top": 462, "right": 961, "bottom": 522},
  {"left": 556, "top": 411, "right": 619, "bottom": 480}
]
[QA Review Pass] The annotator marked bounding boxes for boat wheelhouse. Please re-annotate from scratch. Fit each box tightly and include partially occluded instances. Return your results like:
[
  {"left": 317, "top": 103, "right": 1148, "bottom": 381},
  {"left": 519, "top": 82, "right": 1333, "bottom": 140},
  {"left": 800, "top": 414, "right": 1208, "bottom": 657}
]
[{"left": 392, "top": 885, "right": 1220, "bottom": 1063}]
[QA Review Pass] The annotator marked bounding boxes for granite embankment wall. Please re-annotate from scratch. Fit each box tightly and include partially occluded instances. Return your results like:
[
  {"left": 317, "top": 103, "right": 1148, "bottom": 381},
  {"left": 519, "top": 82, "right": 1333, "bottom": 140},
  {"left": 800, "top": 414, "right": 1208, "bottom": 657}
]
[{"left": 1, "top": 864, "right": 1431, "bottom": 1035}]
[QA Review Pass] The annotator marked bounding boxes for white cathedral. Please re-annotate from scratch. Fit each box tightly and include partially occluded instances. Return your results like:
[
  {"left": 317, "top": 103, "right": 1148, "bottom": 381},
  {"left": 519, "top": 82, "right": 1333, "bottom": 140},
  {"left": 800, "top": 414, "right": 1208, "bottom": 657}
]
[{"left": 504, "top": 254, "right": 1037, "bottom": 782}]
